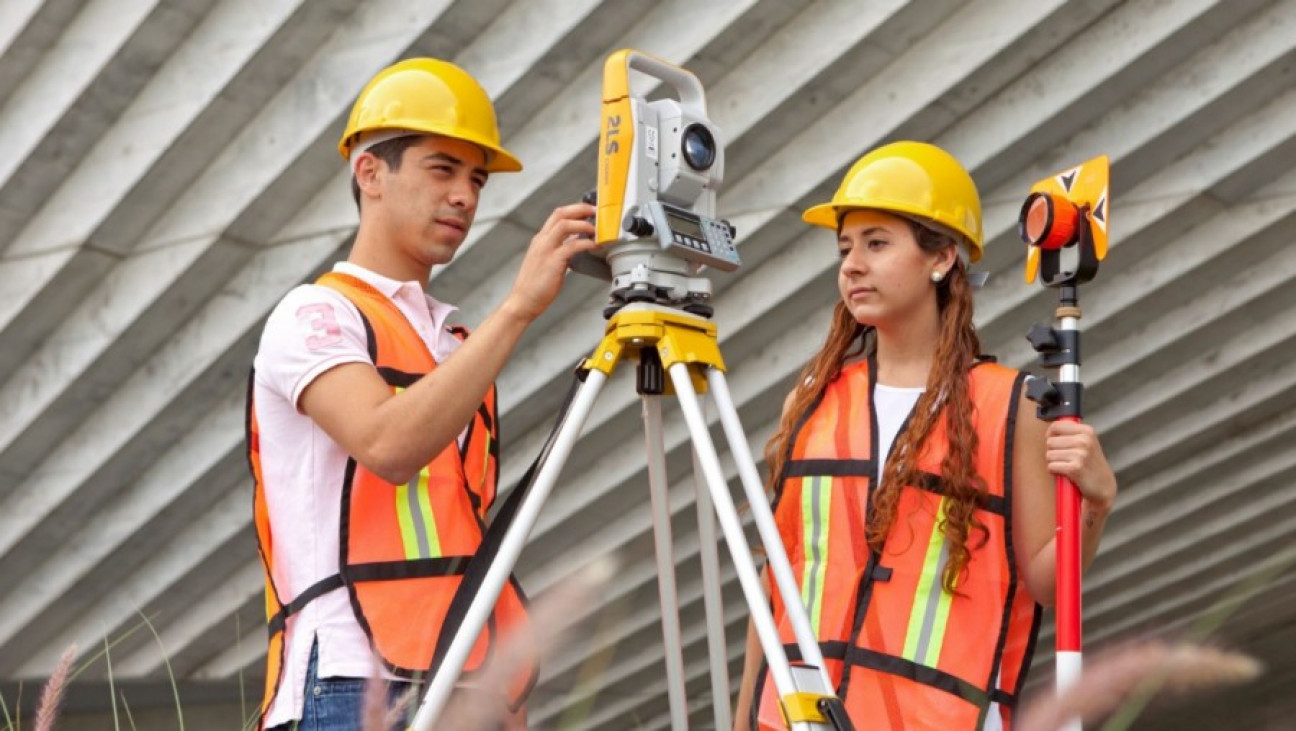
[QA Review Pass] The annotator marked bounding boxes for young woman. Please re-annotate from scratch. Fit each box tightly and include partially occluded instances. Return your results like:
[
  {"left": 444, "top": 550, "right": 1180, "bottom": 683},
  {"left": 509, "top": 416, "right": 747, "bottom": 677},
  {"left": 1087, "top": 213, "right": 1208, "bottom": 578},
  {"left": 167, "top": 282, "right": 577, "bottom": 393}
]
[{"left": 734, "top": 142, "right": 1118, "bottom": 730}]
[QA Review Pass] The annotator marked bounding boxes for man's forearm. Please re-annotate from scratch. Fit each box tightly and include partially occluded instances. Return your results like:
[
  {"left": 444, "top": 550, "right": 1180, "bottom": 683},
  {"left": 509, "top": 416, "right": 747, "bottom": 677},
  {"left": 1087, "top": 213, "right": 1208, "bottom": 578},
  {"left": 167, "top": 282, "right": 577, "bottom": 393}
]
[{"left": 363, "top": 299, "right": 532, "bottom": 482}]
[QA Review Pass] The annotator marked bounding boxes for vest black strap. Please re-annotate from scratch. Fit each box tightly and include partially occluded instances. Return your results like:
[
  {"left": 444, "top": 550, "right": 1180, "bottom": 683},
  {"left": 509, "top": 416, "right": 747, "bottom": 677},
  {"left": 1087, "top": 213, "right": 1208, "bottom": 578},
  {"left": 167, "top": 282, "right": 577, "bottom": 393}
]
[
  {"left": 784, "top": 459, "right": 874, "bottom": 477},
  {"left": 346, "top": 556, "right": 474, "bottom": 582},
  {"left": 783, "top": 641, "right": 1017, "bottom": 711},
  {"left": 267, "top": 574, "right": 345, "bottom": 637},
  {"left": 784, "top": 459, "right": 1008, "bottom": 517},
  {"left": 377, "top": 366, "right": 422, "bottom": 388},
  {"left": 915, "top": 472, "right": 1009, "bottom": 516},
  {"left": 475, "top": 401, "right": 494, "bottom": 433},
  {"left": 843, "top": 646, "right": 992, "bottom": 710},
  {"left": 782, "top": 639, "right": 847, "bottom": 663},
  {"left": 266, "top": 557, "right": 477, "bottom": 637}
]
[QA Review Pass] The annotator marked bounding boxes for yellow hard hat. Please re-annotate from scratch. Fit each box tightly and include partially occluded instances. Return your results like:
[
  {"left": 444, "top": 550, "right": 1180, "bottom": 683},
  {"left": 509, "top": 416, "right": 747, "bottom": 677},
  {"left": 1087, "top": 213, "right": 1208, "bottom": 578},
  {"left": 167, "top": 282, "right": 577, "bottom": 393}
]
[
  {"left": 338, "top": 58, "right": 522, "bottom": 173},
  {"left": 803, "top": 141, "right": 983, "bottom": 261}
]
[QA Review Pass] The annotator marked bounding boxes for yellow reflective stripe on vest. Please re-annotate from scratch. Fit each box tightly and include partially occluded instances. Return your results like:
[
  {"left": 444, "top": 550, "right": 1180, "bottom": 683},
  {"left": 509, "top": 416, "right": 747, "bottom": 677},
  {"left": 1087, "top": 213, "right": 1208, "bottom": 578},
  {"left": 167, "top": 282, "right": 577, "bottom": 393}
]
[
  {"left": 395, "top": 467, "right": 442, "bottom": 559},
  {"left": 800, "top": 475, "right": 833, "bottom": 635},
  {"left": 903, "top": 497, "right": 956, "bottom": 666},
  {"left": 391, "top": 385, "right": 443, "bottom": 559}
]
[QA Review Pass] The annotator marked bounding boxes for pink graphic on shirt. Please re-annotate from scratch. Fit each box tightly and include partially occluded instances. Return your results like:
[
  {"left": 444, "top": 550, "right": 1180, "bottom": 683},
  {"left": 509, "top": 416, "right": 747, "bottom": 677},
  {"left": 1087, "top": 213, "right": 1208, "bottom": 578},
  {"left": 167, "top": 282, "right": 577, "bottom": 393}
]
[{"left": 297, "top": 302, "right": 343, "bottom": 350}]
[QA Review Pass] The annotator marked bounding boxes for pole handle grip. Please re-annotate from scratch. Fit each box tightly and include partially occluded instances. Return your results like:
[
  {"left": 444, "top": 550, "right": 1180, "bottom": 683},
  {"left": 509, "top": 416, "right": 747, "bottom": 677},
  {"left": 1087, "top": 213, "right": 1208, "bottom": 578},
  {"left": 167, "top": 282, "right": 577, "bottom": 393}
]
[{"left": 1055, "top": 415, "right": 1084, "bottom": 653}]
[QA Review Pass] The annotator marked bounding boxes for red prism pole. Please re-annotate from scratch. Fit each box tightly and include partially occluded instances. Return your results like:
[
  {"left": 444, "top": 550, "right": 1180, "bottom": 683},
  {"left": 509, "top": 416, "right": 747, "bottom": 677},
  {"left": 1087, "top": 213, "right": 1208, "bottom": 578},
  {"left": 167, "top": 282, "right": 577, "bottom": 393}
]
[{"left": 1018, "top": 155, "right": 1110, "bottom": 729}]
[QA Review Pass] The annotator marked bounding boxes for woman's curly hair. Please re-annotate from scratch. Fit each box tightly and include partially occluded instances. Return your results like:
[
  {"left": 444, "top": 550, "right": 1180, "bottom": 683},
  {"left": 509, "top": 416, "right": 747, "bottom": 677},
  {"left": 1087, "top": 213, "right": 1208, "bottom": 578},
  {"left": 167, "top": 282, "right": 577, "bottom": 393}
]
[{"left": 764, "top": 220, "right": 985, "bottom": 592}]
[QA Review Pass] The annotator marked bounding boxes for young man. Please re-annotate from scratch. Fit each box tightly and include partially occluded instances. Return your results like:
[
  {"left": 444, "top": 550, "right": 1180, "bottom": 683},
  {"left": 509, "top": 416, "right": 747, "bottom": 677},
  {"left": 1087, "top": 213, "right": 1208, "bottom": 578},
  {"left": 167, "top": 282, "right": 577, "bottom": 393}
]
[{"left": 247, "top": 58, "right": 598, "bottom": 730}]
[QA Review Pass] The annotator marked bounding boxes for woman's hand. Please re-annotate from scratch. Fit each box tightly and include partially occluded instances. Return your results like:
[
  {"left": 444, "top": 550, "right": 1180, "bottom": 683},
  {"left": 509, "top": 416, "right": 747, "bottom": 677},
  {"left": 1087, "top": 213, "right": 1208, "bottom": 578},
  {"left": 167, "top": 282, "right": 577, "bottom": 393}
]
[{"left": 1045, "top": 420, "right": 1117, "bottom": 516}]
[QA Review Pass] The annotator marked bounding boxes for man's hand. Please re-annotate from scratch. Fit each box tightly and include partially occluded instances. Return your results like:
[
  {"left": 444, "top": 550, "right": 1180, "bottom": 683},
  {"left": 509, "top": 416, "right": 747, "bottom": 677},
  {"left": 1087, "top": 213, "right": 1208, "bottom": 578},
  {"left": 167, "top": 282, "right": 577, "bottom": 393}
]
[{"left": 502, "top": 203, "right": 598, "bottom": 322}]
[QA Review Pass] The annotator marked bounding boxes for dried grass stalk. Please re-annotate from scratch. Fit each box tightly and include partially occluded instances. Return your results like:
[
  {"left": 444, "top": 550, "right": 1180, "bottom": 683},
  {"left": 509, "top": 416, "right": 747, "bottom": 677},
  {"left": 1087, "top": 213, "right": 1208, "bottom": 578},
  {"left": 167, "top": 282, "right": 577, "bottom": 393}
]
[
  {"left": 1018, "top": 641, "right": 1262, "bottom": 731},
  {"left": 35, "top": 644, "right": 77, "bottom": 731}
]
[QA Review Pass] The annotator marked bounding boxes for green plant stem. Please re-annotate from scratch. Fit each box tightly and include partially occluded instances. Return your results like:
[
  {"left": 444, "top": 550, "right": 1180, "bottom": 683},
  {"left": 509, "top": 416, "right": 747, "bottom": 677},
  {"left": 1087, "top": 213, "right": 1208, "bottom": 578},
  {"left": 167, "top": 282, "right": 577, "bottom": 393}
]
[
  {"left": 121, "top": 691, "right": 137, "bottom": 731},
  {"left": 0, "top": 689, "right": 14, "bottom": 731},
  {"left": 135, "top": 610, "right": 184, "bottom": 731},
  {"left": 106, "top": 635, "right": 120, "bottom": 730}
]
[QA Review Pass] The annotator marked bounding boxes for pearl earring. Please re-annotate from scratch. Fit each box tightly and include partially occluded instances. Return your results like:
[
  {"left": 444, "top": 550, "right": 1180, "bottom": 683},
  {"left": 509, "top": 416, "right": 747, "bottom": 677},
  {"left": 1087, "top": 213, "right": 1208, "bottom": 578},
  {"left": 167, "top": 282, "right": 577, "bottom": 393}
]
[{"left": 931, "top": 270, "right": 944, "bottom": 283}]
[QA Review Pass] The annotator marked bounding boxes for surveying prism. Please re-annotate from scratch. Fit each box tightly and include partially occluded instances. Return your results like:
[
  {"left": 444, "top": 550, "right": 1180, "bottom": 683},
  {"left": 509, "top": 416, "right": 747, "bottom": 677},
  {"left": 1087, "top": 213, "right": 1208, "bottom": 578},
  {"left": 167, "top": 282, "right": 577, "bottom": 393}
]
[
  {"left": 412, "top": 50, "right": 852, "bottom": 730},
  {"left": 1018, "top": 155, "right": 1110, "bottom": 731}
]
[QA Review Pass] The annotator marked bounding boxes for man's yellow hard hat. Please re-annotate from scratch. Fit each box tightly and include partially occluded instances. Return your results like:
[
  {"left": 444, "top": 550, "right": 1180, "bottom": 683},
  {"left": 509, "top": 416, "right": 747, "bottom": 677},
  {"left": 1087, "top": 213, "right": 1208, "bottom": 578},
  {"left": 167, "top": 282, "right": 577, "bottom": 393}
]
[{"left": 339, "top": 58, "right": 522, "bottom": 173}]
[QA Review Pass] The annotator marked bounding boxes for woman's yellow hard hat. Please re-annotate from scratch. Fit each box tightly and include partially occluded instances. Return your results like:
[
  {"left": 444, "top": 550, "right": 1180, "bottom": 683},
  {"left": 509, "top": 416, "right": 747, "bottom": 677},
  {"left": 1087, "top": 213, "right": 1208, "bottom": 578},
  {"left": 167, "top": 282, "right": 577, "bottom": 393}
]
[{"left": 803, "top": 141, "right": 983, "bottom": 261}]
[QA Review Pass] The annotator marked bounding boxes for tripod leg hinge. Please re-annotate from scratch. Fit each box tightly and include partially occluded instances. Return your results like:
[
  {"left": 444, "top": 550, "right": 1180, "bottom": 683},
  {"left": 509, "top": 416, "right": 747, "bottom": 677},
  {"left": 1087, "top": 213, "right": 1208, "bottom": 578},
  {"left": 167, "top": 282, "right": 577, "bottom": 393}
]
[
  {"left": 781, "top": 691, "right": 844, "bottom": 726},
  {"left": 817, "top": 696, "right": 855, "bottom": 731}
]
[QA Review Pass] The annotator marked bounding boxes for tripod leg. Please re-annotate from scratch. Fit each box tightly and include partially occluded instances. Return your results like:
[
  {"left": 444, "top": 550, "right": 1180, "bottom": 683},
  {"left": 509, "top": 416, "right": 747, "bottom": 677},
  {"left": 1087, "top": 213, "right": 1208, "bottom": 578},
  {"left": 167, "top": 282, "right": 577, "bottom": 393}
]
[
  {"left": 412, "top": 369, "right": 609, "bottom": 731},
  {"left": 667, "top": 364, "right": 838, "bottom": 731},
  {"left": 692, "top": 429, "right": 733, "bottom": 730},
  {"left": 642, "top": 394, "right": 690, "bottom": 730},
  {"left": 706, "top": 368, "right": 834, "bottom": 693}
]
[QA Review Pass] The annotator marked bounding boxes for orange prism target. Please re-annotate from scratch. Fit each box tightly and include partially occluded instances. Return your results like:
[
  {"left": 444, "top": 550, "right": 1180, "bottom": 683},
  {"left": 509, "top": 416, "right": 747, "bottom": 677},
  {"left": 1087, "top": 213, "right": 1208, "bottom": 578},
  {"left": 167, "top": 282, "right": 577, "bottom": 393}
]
[
  {"left": 1020, "top": 155, "right": 1109, "bottom": 286},
  {"left": 1022, "top": 192, "right": 1081, "bottom": 250}
]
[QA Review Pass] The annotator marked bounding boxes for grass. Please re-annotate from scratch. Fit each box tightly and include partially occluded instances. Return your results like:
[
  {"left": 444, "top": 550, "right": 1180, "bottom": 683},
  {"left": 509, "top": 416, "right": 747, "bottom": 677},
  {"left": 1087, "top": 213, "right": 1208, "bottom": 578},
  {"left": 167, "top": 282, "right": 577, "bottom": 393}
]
[
  {"left": 0, "top": 683, "right": 19, "bottom": 730},
  {"left": 104, "top": 637, "right": 118, "bottom": 730},
  {"left": 134, "top": 610, "right": 184, "bottom": 731},
  {"left": 119, "top": 693, "right": 137, "bottom": 731},
  {"left": 0, "top": 548, "right": 1282, "bottom": 730},
  {"left": 0, "top": 610, "right": 184, "bottom": 731},
  {"left": 1097, "top": 546, "right": 1295, "bottom": 731}
]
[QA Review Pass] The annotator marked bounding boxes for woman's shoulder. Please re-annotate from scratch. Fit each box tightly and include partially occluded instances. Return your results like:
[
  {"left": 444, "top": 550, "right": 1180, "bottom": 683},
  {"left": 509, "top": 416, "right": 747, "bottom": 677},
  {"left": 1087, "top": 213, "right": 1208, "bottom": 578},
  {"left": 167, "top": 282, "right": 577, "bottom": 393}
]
[
  {"left": 970, "top": 356, "right": 1020, "bottom": 379},
  {"left": 969, "top": 357, "right": 1026, "bottom": 402}
]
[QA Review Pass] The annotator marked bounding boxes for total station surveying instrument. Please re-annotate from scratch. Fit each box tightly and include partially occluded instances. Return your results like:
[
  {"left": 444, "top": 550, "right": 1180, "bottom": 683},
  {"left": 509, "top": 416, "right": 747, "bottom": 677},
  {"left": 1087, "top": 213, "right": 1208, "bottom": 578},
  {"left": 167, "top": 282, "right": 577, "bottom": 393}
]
[
  {"left": 410, "top": 50, "right": 854, "bottom": 730},
  {"left": 1018, "top": 154, "right": 1111, "bottom": 731}
]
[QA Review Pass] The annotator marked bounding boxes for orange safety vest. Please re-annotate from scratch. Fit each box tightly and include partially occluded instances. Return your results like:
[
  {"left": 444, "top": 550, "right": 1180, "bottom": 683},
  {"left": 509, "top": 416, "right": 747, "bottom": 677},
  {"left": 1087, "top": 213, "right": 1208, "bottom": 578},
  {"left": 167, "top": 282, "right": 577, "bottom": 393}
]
[
  {"left": 247, "top": 272, "right": 534, "bottom": 728},
  {"left": 755, "top": 358, "right": 1040, "bottom": 730}
]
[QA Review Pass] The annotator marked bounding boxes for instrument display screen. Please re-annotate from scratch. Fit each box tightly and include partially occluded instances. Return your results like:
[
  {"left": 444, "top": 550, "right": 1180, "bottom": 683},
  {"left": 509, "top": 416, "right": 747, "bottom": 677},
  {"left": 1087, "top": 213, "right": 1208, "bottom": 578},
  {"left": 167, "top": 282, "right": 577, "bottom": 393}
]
[{"left": 667, "top": 211, "right": 705, "bottom": 240}]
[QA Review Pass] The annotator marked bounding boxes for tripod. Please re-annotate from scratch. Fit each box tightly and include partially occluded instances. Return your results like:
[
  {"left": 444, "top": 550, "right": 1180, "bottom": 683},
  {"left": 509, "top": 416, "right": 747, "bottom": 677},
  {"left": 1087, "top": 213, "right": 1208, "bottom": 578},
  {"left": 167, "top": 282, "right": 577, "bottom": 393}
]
[{"left": 412, "top": 304, "right": 850, "bottom": 730}]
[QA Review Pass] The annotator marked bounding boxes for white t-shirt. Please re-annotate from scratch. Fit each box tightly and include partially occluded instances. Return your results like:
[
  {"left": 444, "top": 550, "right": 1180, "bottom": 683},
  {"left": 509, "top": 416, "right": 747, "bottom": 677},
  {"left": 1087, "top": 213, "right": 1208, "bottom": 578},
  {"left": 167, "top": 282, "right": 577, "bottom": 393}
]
[
  {"left": 252, "top": 261, "right": 461, "bottom": 727},
  {"left": 873, "top": 381, "right": 1008, "bottom": 730},
  {"left": 874, "top": 383, "right": 924, "bottom": 474}
]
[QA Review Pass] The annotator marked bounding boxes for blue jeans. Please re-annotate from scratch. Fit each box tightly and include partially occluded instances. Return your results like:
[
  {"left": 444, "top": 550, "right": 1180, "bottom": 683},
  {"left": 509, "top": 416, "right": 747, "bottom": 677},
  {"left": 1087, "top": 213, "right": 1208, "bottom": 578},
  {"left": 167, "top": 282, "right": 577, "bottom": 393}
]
[{"left": 269, "top": 641, "right": 415, "bottom": 731}]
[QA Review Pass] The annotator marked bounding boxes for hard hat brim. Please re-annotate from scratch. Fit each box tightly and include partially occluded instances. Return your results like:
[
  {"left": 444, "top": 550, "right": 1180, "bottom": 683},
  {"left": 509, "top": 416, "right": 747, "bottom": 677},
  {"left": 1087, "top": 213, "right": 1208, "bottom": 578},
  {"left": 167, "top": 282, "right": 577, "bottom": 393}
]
[
  {"left": 340, "top": 126, "right": 523, "bottom": 174},
  {"left": 801, "top": 202, "right": 983, "bottom": 263},
  {"left": 802, "top": 203, "right": 840, "bottom": 230},
  {"left": 450, "top": 129, "right": 522, "bottom": 173}
]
